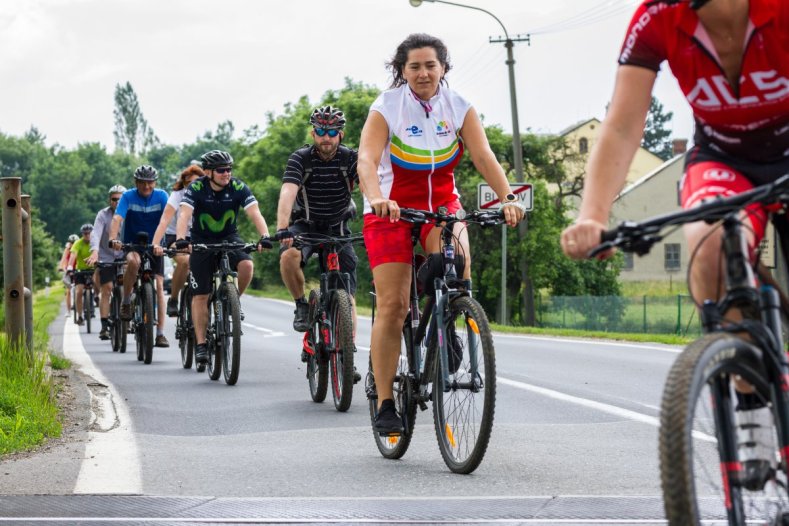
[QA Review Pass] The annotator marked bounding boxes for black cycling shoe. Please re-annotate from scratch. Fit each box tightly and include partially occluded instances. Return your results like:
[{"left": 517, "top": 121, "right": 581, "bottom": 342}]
[
  {"left": 166, "top": 297, "right": 178, "bottom": 317},
  {"left": 353, "top": 366, "right": 362, "bottom": 384},
  {"left": 301, "top": 350, "right": 310, "bottom": 363},
  {"left": 374, "top": 399, "right": 404, "bottom": 436},
  {"left": 293, "top": 299, "right": 309, "bottom": 332},
  {"left": 195, "top": 343, "right": 209, "bottom": 365}
]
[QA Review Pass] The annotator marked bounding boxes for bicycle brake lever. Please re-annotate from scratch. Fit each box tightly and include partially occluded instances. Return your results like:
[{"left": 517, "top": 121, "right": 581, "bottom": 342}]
[{"left": 587, "top": 241, "right": 615, "bottom": 259}]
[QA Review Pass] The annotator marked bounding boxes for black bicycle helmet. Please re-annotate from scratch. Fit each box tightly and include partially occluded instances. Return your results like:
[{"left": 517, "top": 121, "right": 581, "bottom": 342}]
[
  {"left": 200, "top": 150, "right": 234, "bottom": 170},
  {"left": 80, "top": 223, "right": 93, "bottom": 233},
  {"left": 133, "top": 165, "right": 158, "bottom": 181},
  {"left": 309, "top": 106, "right": 346, "bottom": 130}
]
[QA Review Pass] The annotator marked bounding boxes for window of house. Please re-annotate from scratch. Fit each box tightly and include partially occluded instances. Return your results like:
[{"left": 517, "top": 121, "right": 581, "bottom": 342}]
[
  {"left": 665, "top": 243, "right": 681, "bottom": 271},
  {"left": 622, "top": 252, "right": 634, "bottom": 271},
  {"left": 579, "top": 137, "right": 588, "bottom": 154}
]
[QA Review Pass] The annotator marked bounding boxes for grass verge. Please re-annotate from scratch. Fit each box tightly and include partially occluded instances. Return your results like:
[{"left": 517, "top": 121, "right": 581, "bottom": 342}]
[{"left": 0, "top": 285, "right": 66, "bottom": 455}]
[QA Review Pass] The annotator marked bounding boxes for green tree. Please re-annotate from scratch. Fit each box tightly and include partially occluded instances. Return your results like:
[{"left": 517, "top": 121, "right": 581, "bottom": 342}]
[
  {"left": 113, "top": 81, "right": 159, "bottom": 155},
  {"left": 642, "top": 96, "right": 674, "bottom": 161}
]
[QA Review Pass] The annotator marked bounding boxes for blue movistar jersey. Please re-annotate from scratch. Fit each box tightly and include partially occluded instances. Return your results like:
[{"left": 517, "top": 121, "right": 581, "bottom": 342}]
[{"left": 115, "top": 188, "right": 169, "bottom": 243}]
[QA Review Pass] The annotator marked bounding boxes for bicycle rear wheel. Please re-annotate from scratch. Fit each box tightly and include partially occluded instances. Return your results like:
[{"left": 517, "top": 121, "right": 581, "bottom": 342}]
[
  {"left": 141, "top": 282, "right": 155, "bottom": 364},
  {"left": 660, "top": 333, "right": 789, "bottom": 524},
  {"left": 368, "top": 314, "right": 417, "bottom": 460},
  {"left": 178, "top": 286, "right": 193, "bottom": 369},
  {"left": 432, "top": 295, "right": 495, "bottom": 474},
  {"left": 329, "top": 290, "right": 355, "bottom": 412},
  {"left": 221, "top": 285, "right": 242, "bottom": 386},
  {"left": 110, "top": 289, "right": 120, "bottom": 352}
]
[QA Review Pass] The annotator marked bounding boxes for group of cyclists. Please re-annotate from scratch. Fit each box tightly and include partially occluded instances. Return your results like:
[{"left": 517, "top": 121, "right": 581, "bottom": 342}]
[{"left": 54, "top": 0, "right": 789, "bottom": 515}]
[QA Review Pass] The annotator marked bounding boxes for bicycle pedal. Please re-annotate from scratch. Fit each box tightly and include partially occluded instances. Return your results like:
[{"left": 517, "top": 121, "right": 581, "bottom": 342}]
[
  {"left": 418, "top": 400, "right": 428, "bottom": 411},
  {"left": 378, "top": 430, "right": 402, "bottom": 438}
]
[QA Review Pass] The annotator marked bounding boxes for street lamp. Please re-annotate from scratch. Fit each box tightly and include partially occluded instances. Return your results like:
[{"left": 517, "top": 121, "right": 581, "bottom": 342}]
[{"left": 410, "top": 0, "right": 528, "bottom": 325}]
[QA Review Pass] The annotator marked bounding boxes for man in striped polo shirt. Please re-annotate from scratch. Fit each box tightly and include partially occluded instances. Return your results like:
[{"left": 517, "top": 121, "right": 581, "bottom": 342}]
[{"left": 276, "top": 105, "right": 359, "bottom": 335}]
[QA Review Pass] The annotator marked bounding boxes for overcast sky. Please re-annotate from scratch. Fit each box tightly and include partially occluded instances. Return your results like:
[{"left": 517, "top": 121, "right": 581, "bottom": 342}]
[{"left": 0, "top": 0, "right": 695, "bottom": 150}]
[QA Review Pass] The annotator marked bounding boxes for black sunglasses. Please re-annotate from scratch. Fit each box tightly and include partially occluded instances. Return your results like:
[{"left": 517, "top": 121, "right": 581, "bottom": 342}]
[
  {"left": 110, "top": 197, "right": 120, "bottom": 202},
  {"left": 314, "top": 128, "right": 340, "bottom": 138},
  {"left": 214, "top": 167, "right": 232, "bottom": 174}
]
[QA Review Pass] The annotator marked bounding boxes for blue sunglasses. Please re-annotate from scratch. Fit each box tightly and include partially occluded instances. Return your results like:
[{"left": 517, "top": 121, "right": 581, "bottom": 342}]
[{"left": 314, "top": 128, "right": 340, "bottom": 138}]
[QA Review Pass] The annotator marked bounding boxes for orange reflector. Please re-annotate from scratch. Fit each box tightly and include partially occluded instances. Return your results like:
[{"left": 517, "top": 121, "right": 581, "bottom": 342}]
[
  {"left": 445, "top": 423, "right": 456, "bottom": 448},
  {"left": 467, "top": 318, "right": 480, "bottom": 335},
  {"left": 387, "top": 436, "right": 398, "bottom": 445}
]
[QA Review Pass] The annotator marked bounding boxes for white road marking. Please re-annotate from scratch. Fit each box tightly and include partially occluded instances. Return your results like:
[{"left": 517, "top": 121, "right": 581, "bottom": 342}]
[
  {"left": 493, "top": 333, "right": 681, "bottom": 354},
  {"left": 241, "top": 322, "right": 285, "bottom": 337},
  {"left": 63, "top": 321, "right": 142, "bottom": 494}
]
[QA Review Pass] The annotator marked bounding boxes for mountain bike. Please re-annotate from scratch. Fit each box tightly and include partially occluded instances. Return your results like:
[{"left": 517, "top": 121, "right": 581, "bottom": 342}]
[
  {"left": 590, "top": 174, "right": 789, "bottom": 524},
  {"left": 366, "top": 207, "right": 503, "bottom": 474},
  {"left": 120, "top": 237, "right": 158, "bottom": 365},
  {"left": 292, "top": 232, "right": 365, "bottom": 412},
  {"left": 191, "top": 240, "right": 262, "bottom": 385},
  {"left": 74, "top": 270, "right": 96, "bottom": 333},
  {"left": 98, "top": 259, "right": 127, "bottom": 353}
]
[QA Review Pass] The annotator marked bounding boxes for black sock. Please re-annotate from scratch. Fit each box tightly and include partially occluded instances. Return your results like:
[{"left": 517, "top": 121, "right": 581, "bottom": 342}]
[{"left": 101, "top": 318, "right": 108, "bottom": 329}]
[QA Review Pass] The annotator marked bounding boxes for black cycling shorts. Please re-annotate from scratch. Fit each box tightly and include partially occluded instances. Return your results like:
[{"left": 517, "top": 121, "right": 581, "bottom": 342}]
[{"left": 189, "top": 234, "right": 252, "bottom": 295}]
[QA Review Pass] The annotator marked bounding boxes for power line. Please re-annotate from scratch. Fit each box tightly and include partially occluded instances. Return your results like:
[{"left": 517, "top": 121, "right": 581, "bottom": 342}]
[{"left": 524, "top": 0, "right": 636, "bottom": 36}]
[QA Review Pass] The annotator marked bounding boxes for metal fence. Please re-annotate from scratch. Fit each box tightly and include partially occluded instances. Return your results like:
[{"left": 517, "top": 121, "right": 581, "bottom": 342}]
[{"left": 536, "top": 294, "right": 702, "bottom": 336}]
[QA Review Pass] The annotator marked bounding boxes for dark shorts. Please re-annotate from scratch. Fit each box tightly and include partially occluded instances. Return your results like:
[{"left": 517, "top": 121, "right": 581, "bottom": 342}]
[
  {"left": 280, "top": 221, "right": 358, "bottom": 295},
  {"left": 164, "top": 233, "right": 177, "bottom": 249},
  {"left": 97, "top": 265, "right": 116, "bottom": 286},
  {"left": 73, "top": 270, "right": 95, "bottom": 286},
  {"left": 189, "top": 234, "right": 252, "bottom": 295}
]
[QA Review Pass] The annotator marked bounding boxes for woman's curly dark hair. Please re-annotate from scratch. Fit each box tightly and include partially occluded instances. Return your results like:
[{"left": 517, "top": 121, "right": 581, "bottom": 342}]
[{"left": 387, "top": 33, "right": 451, "bottom": 89}]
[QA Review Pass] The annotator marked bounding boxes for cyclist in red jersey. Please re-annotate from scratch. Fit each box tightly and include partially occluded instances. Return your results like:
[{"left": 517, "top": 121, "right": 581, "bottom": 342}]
[{"left": 562, "top": 0, "right": 788, "bottom": 488}]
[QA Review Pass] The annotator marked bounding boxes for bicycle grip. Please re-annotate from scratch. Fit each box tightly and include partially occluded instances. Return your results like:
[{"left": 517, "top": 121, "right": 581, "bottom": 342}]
[
  {"left": 258, "top": 237, "right": 273, "bottom": 249},
  {"left": 600, "top": 229, "right": 618, "bottom": 243}
]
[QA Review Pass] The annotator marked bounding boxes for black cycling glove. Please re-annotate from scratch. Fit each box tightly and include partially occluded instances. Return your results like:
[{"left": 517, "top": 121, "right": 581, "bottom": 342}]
[
  {"left": 174, "top": 238, "right": 190, "bottom": 250},
  {"left": 276, "top": 228, "right": 293, "bottom": 241}
]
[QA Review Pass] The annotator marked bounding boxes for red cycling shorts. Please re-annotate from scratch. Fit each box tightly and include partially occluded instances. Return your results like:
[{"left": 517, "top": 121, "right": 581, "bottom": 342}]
[
  {"left": 679, "top": 161, "right": 771, "bottom": 247},
  {"left": 363, "top": 200, "right": 462, "bottom": 269}
]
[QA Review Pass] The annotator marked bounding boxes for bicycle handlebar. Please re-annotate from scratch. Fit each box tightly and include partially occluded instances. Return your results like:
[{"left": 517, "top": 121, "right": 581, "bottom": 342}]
[
  {"left": 588, "top": 173, "right": 789, "bottom": 258},
  {"left": 399, "top": 207, "right": 506, "bottom": 227},
  {"left": 191, "top": 241, "right": 260, "bottom": 254}
]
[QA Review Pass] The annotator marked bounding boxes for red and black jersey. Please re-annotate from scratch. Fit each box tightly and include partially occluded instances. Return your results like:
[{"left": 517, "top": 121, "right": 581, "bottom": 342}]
[{"left": 618, "top": 0, "right": 789, "bottom": 165}]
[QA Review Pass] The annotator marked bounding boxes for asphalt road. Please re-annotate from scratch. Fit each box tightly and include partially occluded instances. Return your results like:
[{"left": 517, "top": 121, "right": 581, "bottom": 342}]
[{"left": 0, "top": 294, "right": 683, "bottom": 523}]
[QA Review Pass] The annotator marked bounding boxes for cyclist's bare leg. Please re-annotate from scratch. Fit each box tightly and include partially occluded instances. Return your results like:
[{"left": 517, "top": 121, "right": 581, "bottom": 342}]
[
  {"left": 370, "top": 262, "right": 411, "bottom": 408},
  {"left": 236, "top": 260, "right": 253, "bottom": 295},
  {"left": 75, "top": 283, "right": 85, "bottom": 318},
  {"left": 156, "top": 275, "right": 166, "bottom": 330},
  {"left": 423, "top": 221, "right": 472, "bottom": 279},
  {"left": 170, "top": 253, "right": 189, "bottom": 300},
  {"left": 100, "top": 280, "right": 112, "bottom": 318},
  {"left": 280, "top": 247, "right": 305, "bottom": 299},
  {"left": 65, "top": 284, "right": 72, "bottom": 312},
  {"left": 191, "top": 293, "right": 210, "bottom": 345},
  {"left": 123, "top": 252, "right": 141, "bottom": 300},
  {"left": 684, "top": 211, "right": 757, "bottom": 393}
]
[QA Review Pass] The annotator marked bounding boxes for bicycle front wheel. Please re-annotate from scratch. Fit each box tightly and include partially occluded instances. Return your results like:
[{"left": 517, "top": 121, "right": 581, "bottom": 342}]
[
  {"left": 178, "top": 286, "right": 193, "bottom": 369},
  {"left": 306, "top": 289, "right": 328, "bottom": 402},
  {"left": 432, "top": 295, "right": 495, "bottom": 474},
  {"left": 110, "top": 289, "right": 120, "bottom": 352},
  {"left": 221, "top": 285, "right": 242, "bottom": 386},
  {"left": 141, "top": 282, "right": 155, "bottom": 364},
  {"left": 661, "top": 333, "right": 789, "bottom": 524},
  {"left": 330, "top": 290, "right": 355, "bottom": 412}
]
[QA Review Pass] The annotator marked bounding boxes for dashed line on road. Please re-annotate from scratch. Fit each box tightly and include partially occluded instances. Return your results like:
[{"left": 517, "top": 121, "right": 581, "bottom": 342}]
[{"left": 241, "top": 322, "right": 285, "bottom": 337}]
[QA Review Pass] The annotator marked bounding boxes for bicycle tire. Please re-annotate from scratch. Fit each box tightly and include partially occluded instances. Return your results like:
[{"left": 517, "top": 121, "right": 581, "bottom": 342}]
[
  {"left": 73, "top": 289, "right": 78, "bottom": 325},
  {"left": 110, "top": 289, "right": 120, "bottom": 352},
  {"left": 119, "top": 319, "right": 128, "bottom": 354},
  {"left": 306, "top": 289, "right": 328, "bottom": 402},
  {"left": 207, "top": 298, "right": 222, "bottom": 381},
  {"left": 221, "top": 284, "right": 242, "bottom": 385},
  {"left": 84, "top": 288, "right": 93, "bottom": 334},
  {"left": 141, "top": 282, "right": 155, "bottom": 364},
  {"left": 369, "top": 315, "right": 417, "bottom": 460},
  {"left": 330, "top": 290, "right": 355, "bottom": 412},
  {"left": 432, "top": 295, "right": 495, "bottom": 474},
  {"left": 135, "top": 290, "right": 144, "bottom": 362},
  {"left": 178, "top": 286, "right": 193, "bottom": 369},
  {"left": 660, "top": 332, "right": 788, "bottom": 524}
]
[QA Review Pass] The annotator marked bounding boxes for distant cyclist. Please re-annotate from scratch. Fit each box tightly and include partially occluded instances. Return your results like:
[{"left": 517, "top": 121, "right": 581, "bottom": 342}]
[
  {"left": 86, "top": 185, "right": 126, "bottom": 340},
  {"left": 67, "top": 224, "right": 95, "bottom": 326},
  {"left": 277, "top": 105, "right": 360, "bottom": 336},
  {"left": 175, "top": 150, "right": 271, "bottom": 365},
  {"left": 59, "top": 234, "right": 78, "bottom": 316},
  {"left": 109, "top": 165, "right": 170, "bottom": 348},
  {"left": 152, "top": 164, "right": 204, "bottom": 317}
]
